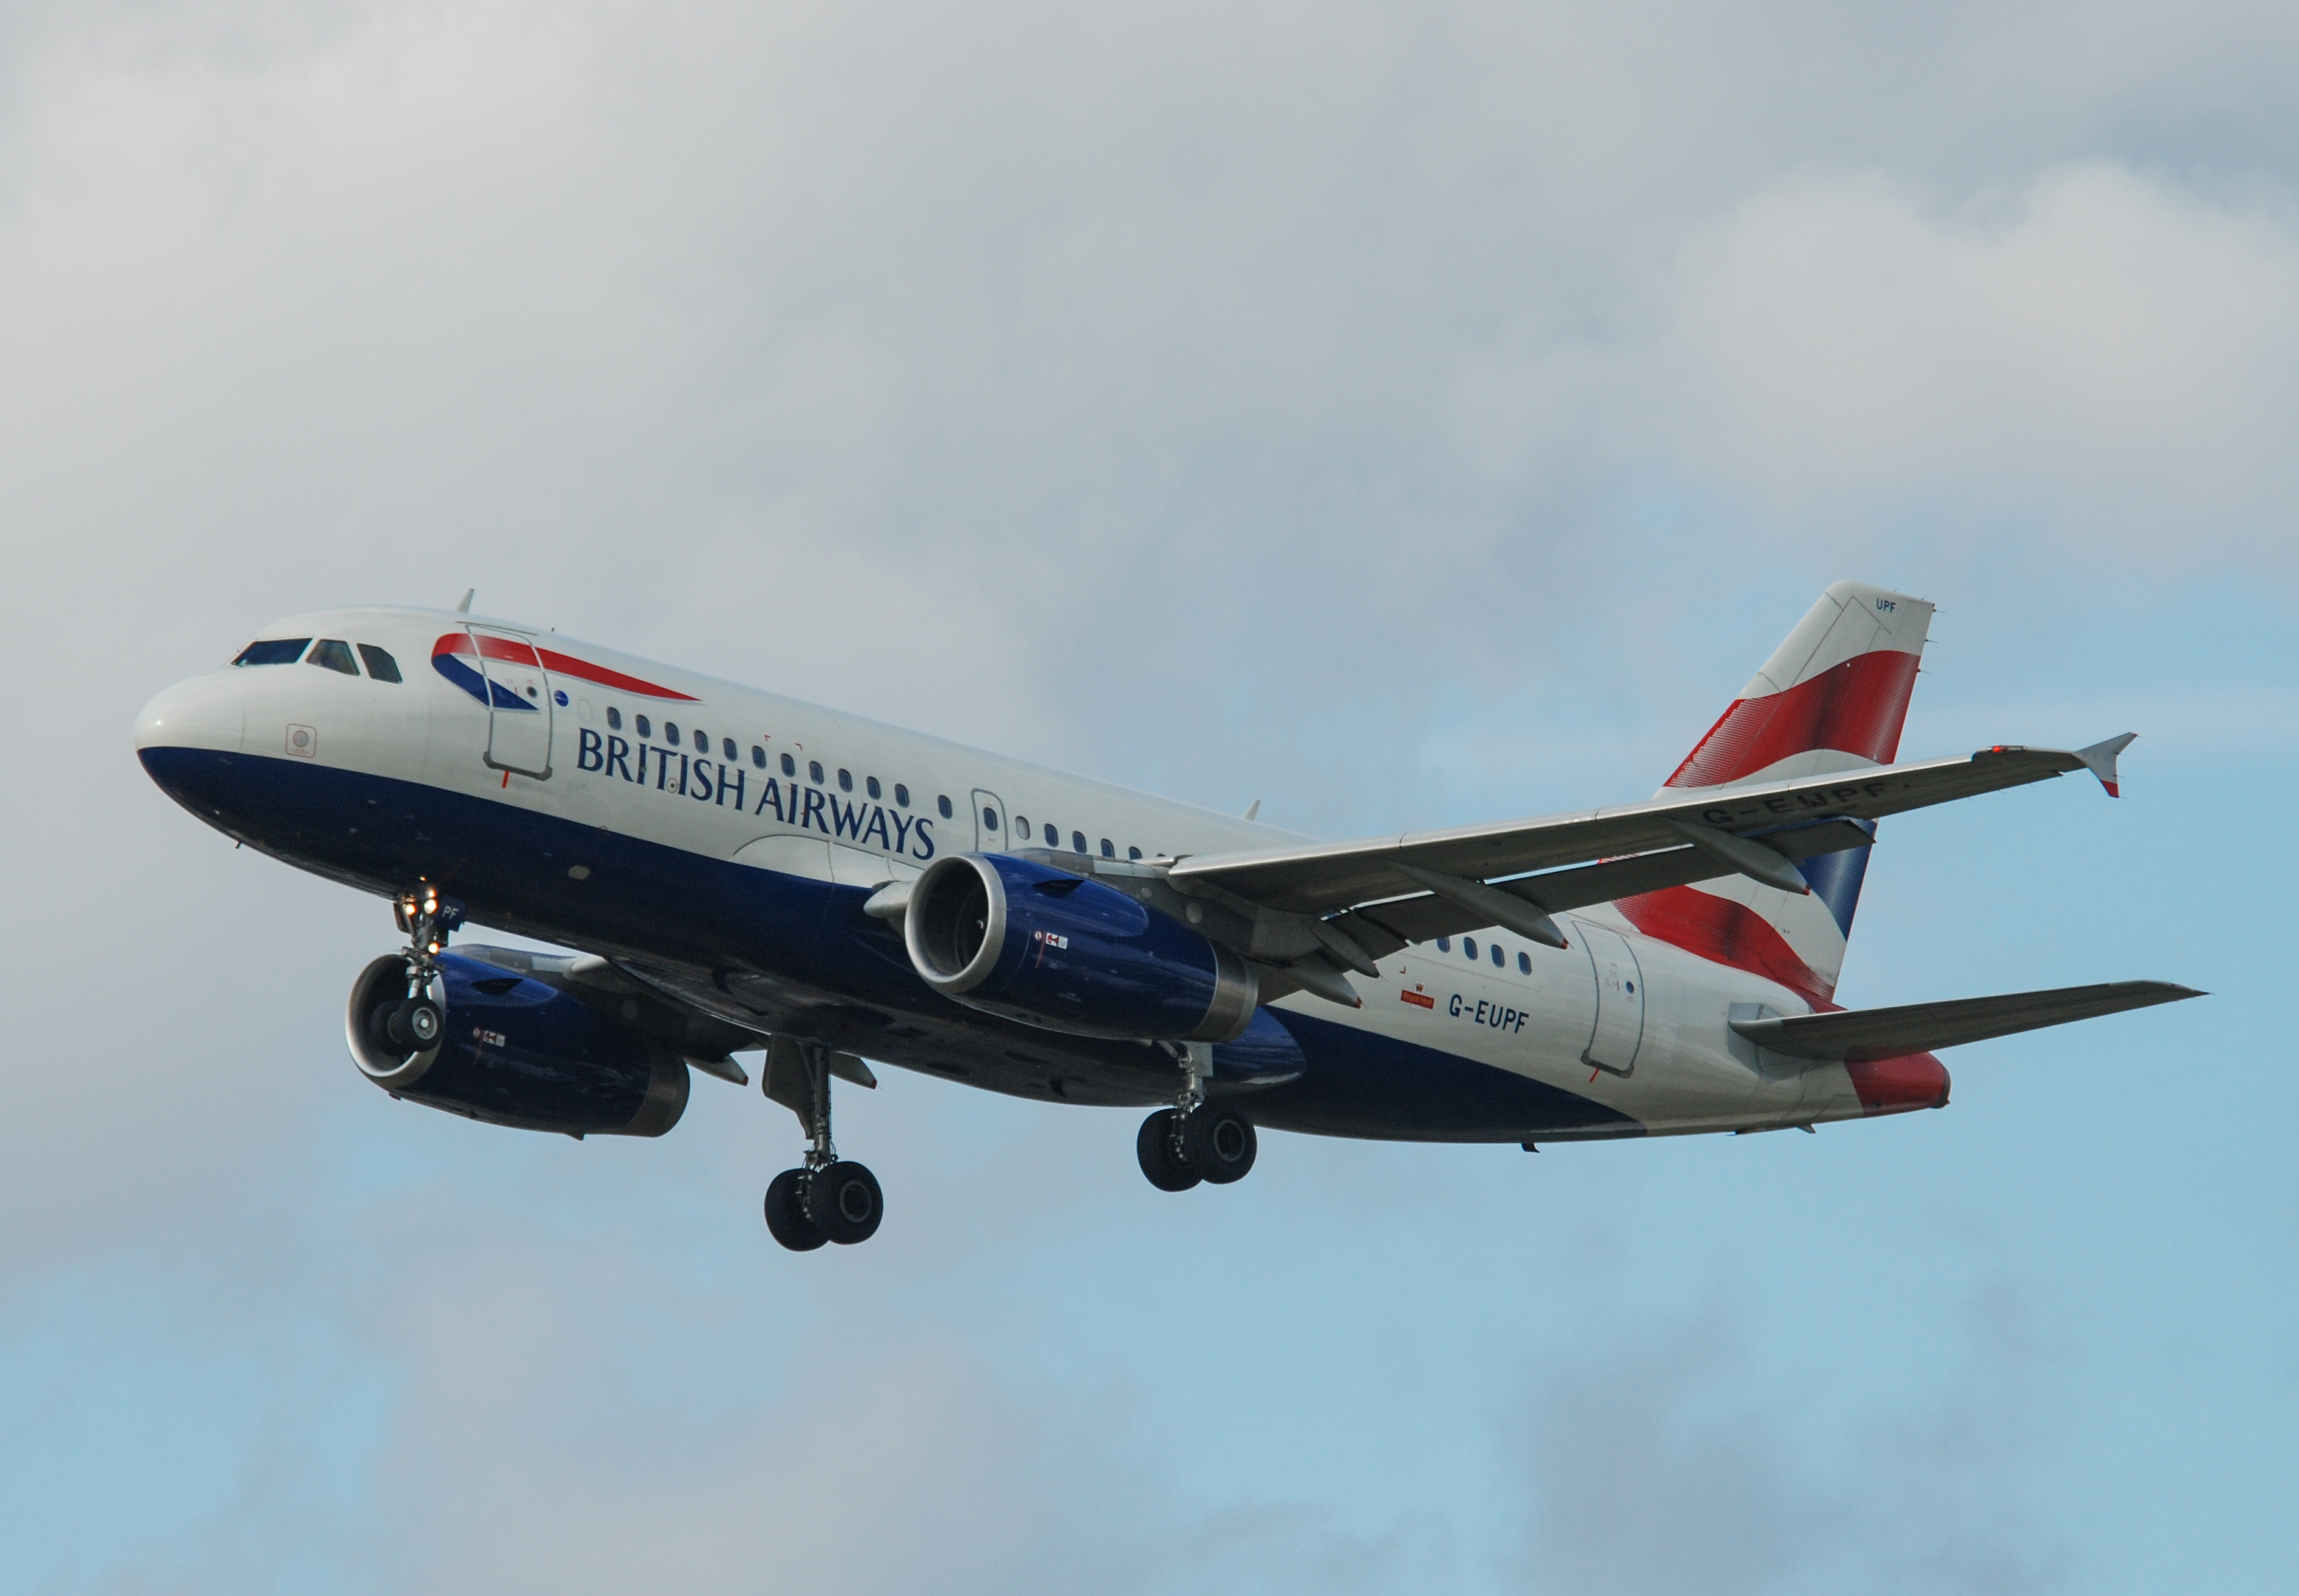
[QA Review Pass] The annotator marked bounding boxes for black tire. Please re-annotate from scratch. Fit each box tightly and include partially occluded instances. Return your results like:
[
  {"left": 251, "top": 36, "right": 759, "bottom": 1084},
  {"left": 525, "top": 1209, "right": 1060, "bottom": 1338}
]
[
  {"left": 1182, "top": 1103, "right": 1257, "bottom": 1184},
  {"left": 1137, "top": 1110, "right": 1200, "bottom": 1192},
  {"left": 805, "top": 1160, "right": 884, "bottom": 1245},
  {"left": 765, "top": 1169, "right": 827, "bottom": 1252},
  {"left": 386, "top": 998, "right": 443, "bottom": 1052}
]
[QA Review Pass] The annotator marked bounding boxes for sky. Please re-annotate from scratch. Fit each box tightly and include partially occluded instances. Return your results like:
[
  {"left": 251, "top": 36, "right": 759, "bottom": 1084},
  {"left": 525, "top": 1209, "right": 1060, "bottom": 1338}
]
[{"left": 1, "top": 1, "right": 2295, "bottom": 1591}]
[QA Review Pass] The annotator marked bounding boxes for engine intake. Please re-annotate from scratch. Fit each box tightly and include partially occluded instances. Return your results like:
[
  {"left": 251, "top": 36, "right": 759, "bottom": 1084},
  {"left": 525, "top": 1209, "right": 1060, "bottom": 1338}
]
[
  {"left": 346, "top": 953, "right": 688, "bottom": 1137},
  {"left": 904, "top": 853, "right": 1256, "bottom": 1042}
]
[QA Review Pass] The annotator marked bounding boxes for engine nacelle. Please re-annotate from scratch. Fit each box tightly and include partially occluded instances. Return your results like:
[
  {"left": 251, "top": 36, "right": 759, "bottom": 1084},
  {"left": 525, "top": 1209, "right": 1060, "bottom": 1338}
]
[
  {"left": 346, "top": 952, "right": 688, "bottom": 1137},
  {"left": 904, "top": 853, "right": 1257, "bottom": 1041}
]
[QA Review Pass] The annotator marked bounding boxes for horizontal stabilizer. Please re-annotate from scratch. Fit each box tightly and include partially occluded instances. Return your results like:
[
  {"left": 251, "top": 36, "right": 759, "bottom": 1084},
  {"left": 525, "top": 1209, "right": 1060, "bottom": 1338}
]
[{"left": 1732, "top": 980, "right": 2203, "bottom": 1063}]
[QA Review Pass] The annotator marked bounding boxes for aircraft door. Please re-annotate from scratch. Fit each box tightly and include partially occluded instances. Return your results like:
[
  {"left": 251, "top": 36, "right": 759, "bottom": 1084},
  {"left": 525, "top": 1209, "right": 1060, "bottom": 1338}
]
[
  {"left": 971, "top": 789, "right": 1008, "bottom": 853},
  {"left": 469, "top": 627, "right": 554, "bottom": 779},
  {"left": 1579, "top": 923, "right": 1646, "bottom": 1076}
]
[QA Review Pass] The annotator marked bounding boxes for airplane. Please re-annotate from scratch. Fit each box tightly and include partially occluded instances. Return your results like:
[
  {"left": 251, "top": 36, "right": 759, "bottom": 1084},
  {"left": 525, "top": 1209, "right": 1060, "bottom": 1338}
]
[{"left": 133, "top": 580, "right": 2200, "bottom": 1250}]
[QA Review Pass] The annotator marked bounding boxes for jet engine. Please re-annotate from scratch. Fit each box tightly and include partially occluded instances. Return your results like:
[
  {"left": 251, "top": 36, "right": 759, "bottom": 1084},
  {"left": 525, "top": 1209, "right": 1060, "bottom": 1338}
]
[
  {"left": 345, "top": 952, "right": 689, "bottom": 1137},
  {"left": 903, "top": 852, "right": 1256, "bottom": 1042}
]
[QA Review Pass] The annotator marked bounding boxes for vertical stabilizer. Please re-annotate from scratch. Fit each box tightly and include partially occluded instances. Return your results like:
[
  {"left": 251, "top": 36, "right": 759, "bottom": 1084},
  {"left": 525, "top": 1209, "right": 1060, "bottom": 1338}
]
[{"left": 1613, "top": 582, "right": 1935, "bottom": 1006}]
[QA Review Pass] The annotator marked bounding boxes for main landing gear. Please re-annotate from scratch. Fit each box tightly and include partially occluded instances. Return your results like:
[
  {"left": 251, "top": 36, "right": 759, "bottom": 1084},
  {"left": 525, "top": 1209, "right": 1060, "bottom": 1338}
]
[
  {"left": 1135, "top": 1045, "right": 1258, "bottom": 1191},
  {"left": 763, "top": 1040, "right": 884, "bottom": 1252}
]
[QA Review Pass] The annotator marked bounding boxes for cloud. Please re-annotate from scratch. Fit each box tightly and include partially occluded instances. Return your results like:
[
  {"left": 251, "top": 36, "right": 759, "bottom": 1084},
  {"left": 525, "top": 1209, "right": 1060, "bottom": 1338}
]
[{"left": 1510, "top": 1275, "right": 2079, "bottom": 1596}]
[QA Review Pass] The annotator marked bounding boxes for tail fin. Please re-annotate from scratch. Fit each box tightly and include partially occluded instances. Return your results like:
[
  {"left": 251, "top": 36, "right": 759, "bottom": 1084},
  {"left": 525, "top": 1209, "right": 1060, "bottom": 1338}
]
[{"left": 1614, "top": 581, "right": 1935, "bottom": 1006}]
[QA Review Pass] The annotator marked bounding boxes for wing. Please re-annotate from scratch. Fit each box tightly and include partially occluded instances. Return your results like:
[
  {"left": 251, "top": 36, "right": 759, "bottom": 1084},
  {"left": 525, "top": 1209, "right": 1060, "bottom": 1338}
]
[
  {"left": 1170, "top": 740, "right": 2131, "bottom": 916},
  {"left": 1730, "top": 980, "right": 2203, "bottom": 1063},
  {"left": 1143, "top": 737, "right": 2137, "bottom": 992}
]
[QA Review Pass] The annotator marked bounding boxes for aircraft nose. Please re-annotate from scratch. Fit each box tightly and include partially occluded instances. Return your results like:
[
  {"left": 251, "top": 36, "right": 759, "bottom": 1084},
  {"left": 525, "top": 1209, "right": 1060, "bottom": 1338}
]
[{"left": 134, "top": 672, "right": 246, "bottom": 758}]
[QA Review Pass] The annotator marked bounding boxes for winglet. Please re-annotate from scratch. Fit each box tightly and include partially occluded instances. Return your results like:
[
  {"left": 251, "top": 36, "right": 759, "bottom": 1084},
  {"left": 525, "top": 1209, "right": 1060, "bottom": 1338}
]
[{"left": 2075, "top": 734, "right": 2138, "bottom": 798}]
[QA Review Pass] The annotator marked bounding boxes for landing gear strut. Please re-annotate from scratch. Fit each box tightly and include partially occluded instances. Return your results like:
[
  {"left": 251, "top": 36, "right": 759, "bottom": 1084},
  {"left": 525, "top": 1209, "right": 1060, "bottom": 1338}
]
[
  {"left": 763, "top": 1039, "right": 884, "bottom": 1251},
  {"left": 1135, "top": 1043, "right": 1258, "bottom": 1191},
  {"left": 369, "top": 886, "right": 461, "bottom": 1056}
]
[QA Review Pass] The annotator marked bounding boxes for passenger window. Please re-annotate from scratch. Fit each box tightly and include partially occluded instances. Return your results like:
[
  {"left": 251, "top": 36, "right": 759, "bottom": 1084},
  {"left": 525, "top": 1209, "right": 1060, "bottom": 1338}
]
[
  {"left": 607, "top": 706, "right": 623, "bottom": 731},
  {"left": 1436, "top": 937, "right": 1450, "bottom": 952},
  {"left": 1491, "top": 943, "right": 1504, "bottom": 967},
  {"left": 937, "top": 795, "right": 953, "bottom": 818},
  {"left": 1463, "top": 937, "right": 1477, "bottom": 960},
  {"left": 665, "top": 722, "right": 681, "bottom": 743},
  {"left": 1014, "top": 815, "right": 1030, "bottom": 840},
  {"left": 782, "top": 753, "right": 797, "bottom": 777},
  {"left": 809, "top": 761, "right": 824, "bottom": 784},
  {"left": 867, "top": 776, "right": 882, "bottom": 799},
  {"left": 1128, "top": 846, "right": 1142, "bottom": 860},
  {"left": 982, "top": 806, "right": 999, "bottom": 830},
  {"left": 1043, "top": 823, "right": 1057, "bottom": 846},
  {"left": 1518, "top": 951, "right": 1532, "bottom": 975},
  {"left": 752, "top": 746, "right": 766, "bottom": 768},
  {"left": 1100, "top": 838, "right": 1115, "bottom": 858},
  {"left": 356, "top": 644, "right": 402, "bottom": 682},
  {"left": 305, "top": 639, "right": 359, "bottom": 675},
  {"left": 232, "top": 639, "right": 310, "bottom": 666},
  {"left": 837, "top": 769, "right": 853, "bottom": 792},
  {"left": 894, "top": 784, "right": 909, "bottom": 808},
  {"left": 637, "top": 716, "right": 653, "bottom": 738},
  {"left": 693, "top": 729, "right": 708, "bottom": 752},
  {"left": 1072, "top": 831, "right": 1087, "bottom": 854}
]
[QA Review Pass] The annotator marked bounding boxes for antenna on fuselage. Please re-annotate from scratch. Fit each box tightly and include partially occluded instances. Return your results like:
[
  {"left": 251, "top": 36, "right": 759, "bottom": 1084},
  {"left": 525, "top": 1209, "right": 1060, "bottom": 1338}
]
[
  {"left": 1243, "top": 799, "right": 1261, "bottom": 822},
  {"left": 456, "top": 589, "right": 474, "bottom": 614}
]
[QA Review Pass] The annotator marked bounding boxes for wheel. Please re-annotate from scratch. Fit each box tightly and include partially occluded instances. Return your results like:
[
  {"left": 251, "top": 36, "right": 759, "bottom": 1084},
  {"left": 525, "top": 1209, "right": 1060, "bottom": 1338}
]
[
  {"left": 384, "top": 998, "right": 442, "bottom": 1053},
  {"left": 1182, "top": 1103, "right": 1257, "bottom": 1184},
  {"left": 765, "top": 1169, "right": 827, "bottom": 1251},
  {"left": 805, "top": 1160, "right": 883, "bottom": 1245},
  {"left": 1137, "top": 1110, "right": 1200, "bottom": 1192}
]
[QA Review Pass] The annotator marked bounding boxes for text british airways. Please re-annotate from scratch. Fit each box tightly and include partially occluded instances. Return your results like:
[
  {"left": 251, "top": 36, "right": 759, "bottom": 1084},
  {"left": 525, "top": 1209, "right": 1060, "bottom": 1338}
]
[{"left": 576, "top": 729, "right": 935, "bottom": 859}]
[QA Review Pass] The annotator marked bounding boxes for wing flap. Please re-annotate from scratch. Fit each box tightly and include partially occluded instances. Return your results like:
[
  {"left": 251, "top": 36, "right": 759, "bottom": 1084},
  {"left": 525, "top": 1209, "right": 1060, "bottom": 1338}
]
[{"left": 1732, "top": 980, "right": 2203, "bottom": 1063}]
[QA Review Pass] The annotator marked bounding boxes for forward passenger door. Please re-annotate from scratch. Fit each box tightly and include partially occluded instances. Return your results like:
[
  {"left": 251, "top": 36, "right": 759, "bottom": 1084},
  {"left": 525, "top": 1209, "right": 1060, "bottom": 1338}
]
[{"left": 469, "top": 627, "right": 554, "bottom": 779}]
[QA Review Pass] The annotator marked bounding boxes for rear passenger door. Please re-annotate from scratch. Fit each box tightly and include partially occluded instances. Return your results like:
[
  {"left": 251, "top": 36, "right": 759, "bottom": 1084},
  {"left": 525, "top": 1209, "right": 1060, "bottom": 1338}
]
[
  {"left": 1579, "top": 924, "right": 1646, "bottom": 1076},
  {"left": 468, "top": 627, "right": 554, "bottom": 779}
]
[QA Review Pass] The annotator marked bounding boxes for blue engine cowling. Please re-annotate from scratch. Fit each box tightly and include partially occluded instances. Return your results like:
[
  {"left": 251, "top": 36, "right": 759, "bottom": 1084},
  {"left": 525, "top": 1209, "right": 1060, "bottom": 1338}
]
[
  {"left": 903, "top": 853, "right": 1258, "bottom": 1042},
  {"left": 344, "top": 952, "right": 688, "bottom": 1137}
]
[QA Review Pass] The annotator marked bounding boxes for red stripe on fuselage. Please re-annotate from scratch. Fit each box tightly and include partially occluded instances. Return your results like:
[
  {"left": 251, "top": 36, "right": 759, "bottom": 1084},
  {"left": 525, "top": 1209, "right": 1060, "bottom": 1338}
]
[
  {"left": 1613, "top": 885, "right": 1835, "bottom": 1008},
  {"left": 535, "top": 648, "right": 698, "bottom": 702},
  {"left": 430, "top": 634, "right": 698, "bottom": 701},
  {"left": 1666, "top": 649, "right": 1921, "bottom": 790}
]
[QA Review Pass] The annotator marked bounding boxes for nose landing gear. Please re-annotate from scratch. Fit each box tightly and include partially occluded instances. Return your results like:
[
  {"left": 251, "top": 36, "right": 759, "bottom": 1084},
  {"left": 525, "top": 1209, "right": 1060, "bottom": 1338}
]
[
  {"left": 363, "top": 887, "right": 462, "bottom": 1060},
  {"left": 761, "top": 1038, "right": 884, "bottom": 1251}
]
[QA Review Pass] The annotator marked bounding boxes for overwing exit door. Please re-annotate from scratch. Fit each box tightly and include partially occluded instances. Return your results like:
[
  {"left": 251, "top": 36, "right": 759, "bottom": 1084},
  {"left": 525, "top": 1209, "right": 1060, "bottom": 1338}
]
[
  {"left": 468, "top": 627, "right": 554, "bottom": 779},
  {"left": 971, "top": 789, "right": 1008, "bottom": 852},
  {"left": 1579, "top": 923, "right": 1646, "bottom": 1076}
]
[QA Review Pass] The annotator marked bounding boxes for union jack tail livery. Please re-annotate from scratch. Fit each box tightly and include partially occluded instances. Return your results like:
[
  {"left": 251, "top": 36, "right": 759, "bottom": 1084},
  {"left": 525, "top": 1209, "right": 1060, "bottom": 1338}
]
[{"left": 1614, "top": 581, "right": 1935, "bottom": 1005}]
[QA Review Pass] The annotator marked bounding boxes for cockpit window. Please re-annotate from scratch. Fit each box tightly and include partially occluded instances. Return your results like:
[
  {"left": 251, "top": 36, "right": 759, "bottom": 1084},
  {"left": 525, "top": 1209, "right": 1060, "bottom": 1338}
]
[
  {"left": 357, "top": 644, "right": 402, "bottom": 682},
  {"left": 233, "top": 639, "right": 310, "bottom": 667},
  {"left": 307, "top": 639, "right": 359, "bottom": 675}
]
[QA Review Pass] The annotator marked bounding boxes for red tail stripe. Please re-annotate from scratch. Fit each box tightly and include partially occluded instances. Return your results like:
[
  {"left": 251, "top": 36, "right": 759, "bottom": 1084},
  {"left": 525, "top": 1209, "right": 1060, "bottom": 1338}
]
[
  {"left": 1613, "top": 886, "right": 1834, "bottom": 1007},
  {"left": 1666, "top": 649, "right": 1921, "bottom": 790}
]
